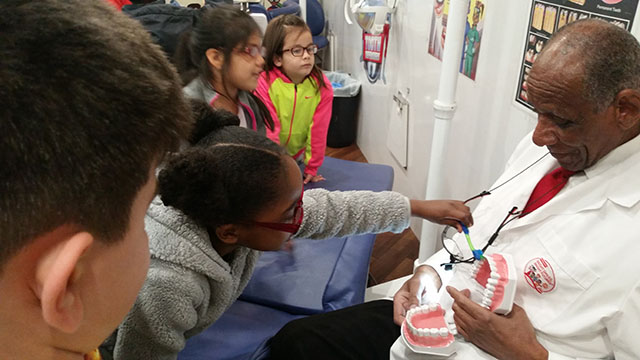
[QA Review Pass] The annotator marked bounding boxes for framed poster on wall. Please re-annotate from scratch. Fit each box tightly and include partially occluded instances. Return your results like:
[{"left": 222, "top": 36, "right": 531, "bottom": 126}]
[
  {"left": 427, "top": 0, "right": 486, "bottom": 81},
  {"left": 515, "top": 0, "right": 639, "bottom": 110}
]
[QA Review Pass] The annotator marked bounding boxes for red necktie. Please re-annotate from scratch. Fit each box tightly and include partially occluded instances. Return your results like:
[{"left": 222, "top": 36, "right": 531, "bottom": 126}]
[{"left": 522, "top": 167, "right": 576, "bottom": 215}]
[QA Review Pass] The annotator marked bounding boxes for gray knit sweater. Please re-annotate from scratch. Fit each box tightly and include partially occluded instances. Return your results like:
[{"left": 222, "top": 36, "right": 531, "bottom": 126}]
[{"left": 111, "top": 188, "right": 410, "bottom": 360}]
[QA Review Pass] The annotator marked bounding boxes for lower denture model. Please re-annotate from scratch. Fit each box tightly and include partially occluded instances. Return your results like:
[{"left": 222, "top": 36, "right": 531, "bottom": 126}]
[{"left": 401, "top": 303, "right": 457, "bottom": 356}]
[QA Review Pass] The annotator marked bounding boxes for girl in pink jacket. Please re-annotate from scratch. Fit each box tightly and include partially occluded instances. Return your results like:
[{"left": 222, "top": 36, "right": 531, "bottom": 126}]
[{"left": 256, "top": 15, "right": 333, "bottom": 184}]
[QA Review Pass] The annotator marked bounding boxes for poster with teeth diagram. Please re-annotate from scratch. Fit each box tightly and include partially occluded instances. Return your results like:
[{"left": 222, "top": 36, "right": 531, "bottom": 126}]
[{"left": 515, "top": 0, "right": 639, "bottom": 111}]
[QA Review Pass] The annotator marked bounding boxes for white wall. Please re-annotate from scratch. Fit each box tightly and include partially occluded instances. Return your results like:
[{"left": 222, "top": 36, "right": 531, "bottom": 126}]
[{"left": 324, "top": 0, "right": 537, "bottom": 244}]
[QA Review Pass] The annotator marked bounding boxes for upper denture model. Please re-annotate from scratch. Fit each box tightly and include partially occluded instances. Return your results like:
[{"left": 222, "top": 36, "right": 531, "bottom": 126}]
[{"left": 470, "top": 253, "right": 517, "bottom": 315}]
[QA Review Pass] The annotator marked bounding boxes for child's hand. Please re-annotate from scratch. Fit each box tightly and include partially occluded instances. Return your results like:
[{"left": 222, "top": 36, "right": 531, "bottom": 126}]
[
  {"left": 303, "top": 173, "right": 325, "bottom": 184},
  {"left": 409, "top": 200, "right": 473, "bottom": 232}
]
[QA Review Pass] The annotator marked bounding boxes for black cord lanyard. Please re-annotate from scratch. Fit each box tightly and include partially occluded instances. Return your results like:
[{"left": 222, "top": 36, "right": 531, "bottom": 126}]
[{"left": 442, "top": 152, "right": 552, "bottom": 268}]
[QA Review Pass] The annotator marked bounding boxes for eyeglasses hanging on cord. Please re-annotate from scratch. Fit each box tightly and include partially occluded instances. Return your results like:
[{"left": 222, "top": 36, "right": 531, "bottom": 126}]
[{"left": 440, "top": 152, "right": 555, "bottom": 270}]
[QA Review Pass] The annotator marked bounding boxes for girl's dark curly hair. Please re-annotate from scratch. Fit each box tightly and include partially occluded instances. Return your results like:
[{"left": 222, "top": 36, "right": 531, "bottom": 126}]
[{"left": 159, "top": 103, "right": 289, "bottom": 229}]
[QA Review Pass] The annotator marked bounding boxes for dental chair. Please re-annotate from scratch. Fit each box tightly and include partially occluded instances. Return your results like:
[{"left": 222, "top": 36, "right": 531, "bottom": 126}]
[
  {"left": 293, "top": 0, "right": 327, "bottom": 50},
  {"left": 178, "top": 157, "right": 394, "bottom": 360},
  {"left": 241, "top": 0, "right": 300, "bottom": 34}
]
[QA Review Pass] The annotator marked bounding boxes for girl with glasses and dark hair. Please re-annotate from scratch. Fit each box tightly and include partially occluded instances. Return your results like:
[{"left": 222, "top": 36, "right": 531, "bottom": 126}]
[
  {"left": 256, "top": 14, "right": 333, "bottom": 184},
  {"left": 107, "top": 100, "right": 473, "bottom": 359},
  {"left": 175, "top": 5, "right": 274, "bottom": 135}
]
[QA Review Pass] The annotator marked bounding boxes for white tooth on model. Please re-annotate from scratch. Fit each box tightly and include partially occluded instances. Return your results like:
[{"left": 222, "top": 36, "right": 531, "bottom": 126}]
[
  {"left": 448, "top": 323, "right": 457, "bottom": 333},
  {"left": 490, "top": 271, "right": 500, "bottom": 280},
  {"left": 429, "top": 303, "right": 438, "bottom": 311},
  {"left": 483, "top": 288, "right": 494, "bottom": 298},
  {"left": 430, "top": 328, "right": 439, "bottom": 337},
  {"left": 439, "top": 327, "right": 449, "bottom": 337},
  {"left": 487, "top": 278, "right": 499, "bottom": 285},
  {"left": 486, "top": 283, "right": 496, "bottom": 291},
  {"left": 472, "top": 263, "right": 480, "bottom": 275}
]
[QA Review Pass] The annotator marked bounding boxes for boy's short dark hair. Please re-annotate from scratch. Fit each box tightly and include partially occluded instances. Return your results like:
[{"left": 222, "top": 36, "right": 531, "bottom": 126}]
[{"left": 0, "top": 0, "right": 193, "bottom": 268}]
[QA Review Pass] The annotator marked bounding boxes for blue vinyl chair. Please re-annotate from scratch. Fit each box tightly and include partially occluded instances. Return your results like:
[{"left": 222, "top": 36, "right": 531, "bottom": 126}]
[
  {"left": 291, "top": 0, "right": 328, "bottom": 49},
  {"left": 249, "top": 0, "right": 300, "bottom": 21}
]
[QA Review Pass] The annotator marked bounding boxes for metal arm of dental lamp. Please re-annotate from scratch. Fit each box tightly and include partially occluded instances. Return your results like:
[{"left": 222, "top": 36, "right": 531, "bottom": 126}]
[{"left": 343, "top": 0, "right": 399, "bottom": 35}]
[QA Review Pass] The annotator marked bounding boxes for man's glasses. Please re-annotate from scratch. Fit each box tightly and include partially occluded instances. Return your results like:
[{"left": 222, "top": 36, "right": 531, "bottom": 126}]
[
  {"left": 236, "top": 45, "right": 266, "bottom": 58},
  {"left": 252, "top": 189, "right": 304, "bottom": 234},
  {"left": 282, "top": 45, "right": 318, "bottom": 57}
]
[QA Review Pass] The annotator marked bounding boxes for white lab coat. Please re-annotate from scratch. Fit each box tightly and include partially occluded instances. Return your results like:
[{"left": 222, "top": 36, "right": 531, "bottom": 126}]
[{"left": 393, "top": 132, "right": 640, "bottom": 360}]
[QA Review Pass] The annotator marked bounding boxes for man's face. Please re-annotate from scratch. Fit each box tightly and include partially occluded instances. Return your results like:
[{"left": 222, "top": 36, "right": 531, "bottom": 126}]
[{"left": 528, "top": 53, "right": 622, "bottom": 171}]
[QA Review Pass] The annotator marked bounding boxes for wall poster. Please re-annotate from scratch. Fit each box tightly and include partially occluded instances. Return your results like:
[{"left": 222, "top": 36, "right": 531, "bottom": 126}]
[
  {"left": 516, "top": 0, "right": 639, "bottom": 110},
  {"left": 428, "top": 0, "right": 486, "bottom": 81}
]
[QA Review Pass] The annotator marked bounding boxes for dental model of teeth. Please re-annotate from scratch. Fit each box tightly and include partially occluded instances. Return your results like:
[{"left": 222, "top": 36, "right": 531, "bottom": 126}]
[
  {"left": 470, "top": 253, "right": 516, "bottom": 315},
  {"left": 401, "top": 303, "right": 457, "bottom": 356}
]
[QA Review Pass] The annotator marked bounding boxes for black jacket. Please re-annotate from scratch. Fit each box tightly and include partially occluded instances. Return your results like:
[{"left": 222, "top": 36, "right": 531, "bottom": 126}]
[{"left": 122, "top": 0, "right": 230, "bottom": 59}]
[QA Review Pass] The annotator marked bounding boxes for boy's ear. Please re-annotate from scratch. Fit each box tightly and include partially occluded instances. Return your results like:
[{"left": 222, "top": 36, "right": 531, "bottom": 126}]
[
  {"left": 205, "top": 48, "right": 225, "bottom": 71},
  {"left": 215, "top": 224, "right": 240, "bottom": 245},
  {"left": 274, "top": 55, "right": 283, "bottom": 68},
  {"left": 35, "top": 231, "right": 94, "bottom": 334}
]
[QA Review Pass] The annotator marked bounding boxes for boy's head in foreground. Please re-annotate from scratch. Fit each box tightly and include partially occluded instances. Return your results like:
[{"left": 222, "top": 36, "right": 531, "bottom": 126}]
[{"left": 0, "top": 0, "right": 192, "bottom": 357}]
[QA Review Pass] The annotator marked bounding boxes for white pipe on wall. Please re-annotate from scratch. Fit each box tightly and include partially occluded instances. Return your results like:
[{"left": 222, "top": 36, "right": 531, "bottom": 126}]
[{"left": 418, "top": 0, "right": 470, "bottom": 264}]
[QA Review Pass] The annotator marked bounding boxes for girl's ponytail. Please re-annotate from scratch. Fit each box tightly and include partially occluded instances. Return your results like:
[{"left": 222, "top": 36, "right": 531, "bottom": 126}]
[
  {"left": 189, "top": 99, "right": 240, "bottom": 145},
  {"left": 158, "top": 148, "right": 229, "bottom": 227}
]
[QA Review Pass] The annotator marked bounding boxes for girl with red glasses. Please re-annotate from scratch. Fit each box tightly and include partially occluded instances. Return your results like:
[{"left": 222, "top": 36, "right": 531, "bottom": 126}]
[
  {"left": 176, "top": 5, "right": 275, "bottom": 136},
  {"left": 108, "top": 102, "right": 473, "bottom": 359}
]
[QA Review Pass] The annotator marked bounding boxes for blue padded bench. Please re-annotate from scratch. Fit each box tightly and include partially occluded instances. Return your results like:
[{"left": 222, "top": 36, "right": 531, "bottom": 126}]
[{"left": 178, "top": 156, "right": 394, "bottom": 360}]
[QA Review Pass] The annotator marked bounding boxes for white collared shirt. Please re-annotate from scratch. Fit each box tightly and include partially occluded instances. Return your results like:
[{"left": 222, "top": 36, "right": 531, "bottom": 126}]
[{"left": 405, "top": 132, "right": 640, "bottom": 360}]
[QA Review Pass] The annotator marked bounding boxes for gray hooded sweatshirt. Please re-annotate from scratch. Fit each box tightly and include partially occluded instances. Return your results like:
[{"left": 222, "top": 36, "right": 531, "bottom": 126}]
[
  {"left": 111, "top": 188, "right": 410, "bottom": 360},
  {"left": 183, "top": 77, "right": 268, "bottom": 136}
]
